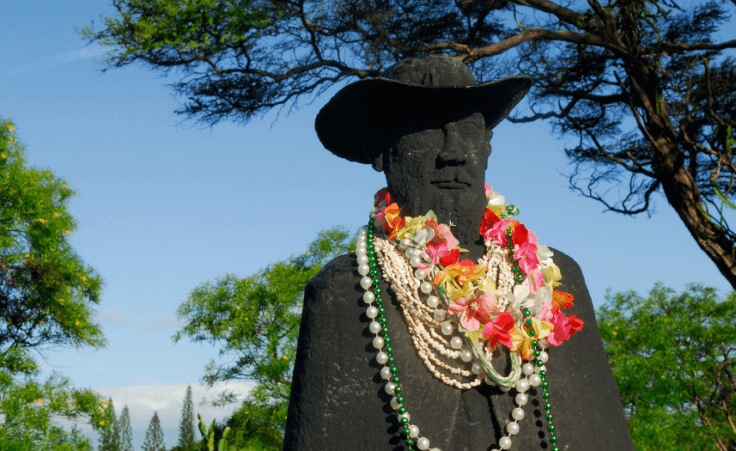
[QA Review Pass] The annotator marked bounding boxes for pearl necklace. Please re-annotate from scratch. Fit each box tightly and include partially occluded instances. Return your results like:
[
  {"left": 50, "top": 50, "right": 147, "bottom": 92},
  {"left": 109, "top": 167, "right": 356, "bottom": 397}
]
[{"left": 355, "top": 187, "right": 581, "bottom": 451}]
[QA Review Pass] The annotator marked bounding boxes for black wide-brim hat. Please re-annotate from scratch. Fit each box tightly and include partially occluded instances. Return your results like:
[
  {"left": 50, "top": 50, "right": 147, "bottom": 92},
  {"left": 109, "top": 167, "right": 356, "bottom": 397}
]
[{"left": 315, "top": 55, "right": 533, "bottom": 164}]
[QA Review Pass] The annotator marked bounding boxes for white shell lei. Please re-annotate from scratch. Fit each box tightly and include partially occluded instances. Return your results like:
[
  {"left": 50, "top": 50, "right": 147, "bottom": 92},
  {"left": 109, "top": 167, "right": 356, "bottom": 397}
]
[{"left": 356, "top": 193, "right": 561, "bottom": 451}]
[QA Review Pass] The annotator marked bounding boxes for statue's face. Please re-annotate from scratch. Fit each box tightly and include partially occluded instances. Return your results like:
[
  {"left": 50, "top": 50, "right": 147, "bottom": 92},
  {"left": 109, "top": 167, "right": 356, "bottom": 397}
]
[{"left": 380, "top": 112, "right": 492, "bottom": 217}]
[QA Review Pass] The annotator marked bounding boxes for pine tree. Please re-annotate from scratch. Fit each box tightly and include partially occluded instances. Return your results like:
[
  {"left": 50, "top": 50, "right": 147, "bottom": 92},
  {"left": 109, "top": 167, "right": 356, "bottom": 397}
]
[
  {"left": 177, "top": 385, "right": 196, "bottom": 450},
  {"left": 142, "top": 411, "right": 165, "bottom": 451},
  {"left": 98, "top": 398, "right": 120, "bottom": 451},
  {"left": 118, "top": 405, "right": 134, "bottom": 451}
]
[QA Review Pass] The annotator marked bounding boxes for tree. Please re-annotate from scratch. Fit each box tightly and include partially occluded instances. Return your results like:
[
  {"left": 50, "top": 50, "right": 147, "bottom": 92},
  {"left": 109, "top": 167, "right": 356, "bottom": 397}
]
[
  {"left": 173, "top": 227, "right": 353, "bottom": 441},
  {"left": 81, "top": 0, "right": 736, "bottom": 288},
  {"left": 98, "top": 398, "right": 120, "bottom": 451},
  {"left": 176, "top": 385, "right": 196, "bottom": 451},
  {"left": 0, "top": 120, "right": 108, "bottom": 449},
  {"left": 119, "top": 405, "right": 134, "bottom": 451},
  {"left": 598, "top": 283, "right": 736, "bottom": 451},
  {"left": 143, "top": 411, "right": 165, "bottom": 451}
]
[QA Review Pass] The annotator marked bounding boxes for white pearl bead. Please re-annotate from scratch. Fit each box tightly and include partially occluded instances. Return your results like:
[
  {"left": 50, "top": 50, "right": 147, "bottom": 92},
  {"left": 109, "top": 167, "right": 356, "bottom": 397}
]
[
  {"left": 515, "top": 393, "right": 528, "bottom": 406},
  {"left": 385, "top": 382, "right": 396, "bottom": 395},
  {"left": 460, "top": 349, "right": 473, "bottom": 362},
  {"left": 529, "top": 374, "right": 542, "bottom": 387},
  {"left": 366, "top": 306, "right": 378, "bottom": 318},
  {"left": 512, "top": 407, "right": 525, "bottom": 421},
  {"left": 357, "top": 254, "right": 368, "bottom": 265},
  {"left": 420, "top": 281, "right": 433, "bottom": 294},
  {"left": 417, "top": 437, "right": 430, "bottom": 450},
  {"left": 376, "top": 352, "right": 388, "bottom": 364},
  {"left": 499, "top": 436, "right": 512, "bottom": 449},
  {"left": 398, "top": 412, "right": 410, "bottom": 423},
  {"left": 372, "top": 336, "right": 384, "bottom": 349},
  {"left": 381, "top": 367, "right": 392, "bottom": 380},
  {"left": 390, "top": 397, "right": 401, "bottom": 410},
  {"left": 522, "top": 363, "right": 535, "bottom": 376},
  {"left": 538, "top": 337, "right": 549, "bottom": 349},
  {"left": 369, "top": 321, "right": 381, "bottom": 334},
  {"left": 405, "top": 248, "right": 416, "bottom": 258},
  {"left": 536, "top": 364, "right": 547, "bottom": 373},
  {"left": 472, "top": 363, "right": 483, "bottom": 374},
  {"left": 450, "top": 337, "right": 463, "bottom": 349},
  {"left": 410, "top": 256, "right": 421, "bottom": 267},
  {"left": 433, "top": 309, "right": 446, "bottom": 321},
  {"left": 414, "top": 268, "right": 426, "bottom": 279},
  {"left": 539, "top": 350, "right": 549, "bottom": 363},
  {"left": 427, "top": 296, "right": 439, "bottom": 308},
  {"left": 358, "top": 264, "right": 370, "bottom": 276},
  {"left": 507, "top": 422, "right": 520, "bottom": 435},
  {"left": 363, "top": 291, "right": 375, "bottom": 303},
  {"left": 409, "top": 424, "right": 419, "bottom": 438},
  {"left": 430, "top": 448, "right": 441, "bottom": 451},
  {"left": 360, "top": 276, "right": 372, "bottom": 290},
  {"left": 398, "top": 238, "right": 412, "bottom": 250},
  {"left": 441, "top": 323, "right": 453, "bottom": 335},
  {"left": 515, "top": 379, "right": 530, "bottom": 393}
]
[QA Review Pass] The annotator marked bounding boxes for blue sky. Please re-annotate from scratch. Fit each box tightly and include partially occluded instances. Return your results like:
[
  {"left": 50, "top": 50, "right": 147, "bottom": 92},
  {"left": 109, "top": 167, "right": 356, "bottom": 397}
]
[{"left": 1, "top": 0, "right": 734, "bottom": 449}]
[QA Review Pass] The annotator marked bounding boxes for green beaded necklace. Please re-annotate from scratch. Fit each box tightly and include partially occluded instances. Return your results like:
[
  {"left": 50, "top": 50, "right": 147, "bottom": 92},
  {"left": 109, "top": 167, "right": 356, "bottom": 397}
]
[{"left": 358, "top": 214, "right": 562, "bottom": 451}]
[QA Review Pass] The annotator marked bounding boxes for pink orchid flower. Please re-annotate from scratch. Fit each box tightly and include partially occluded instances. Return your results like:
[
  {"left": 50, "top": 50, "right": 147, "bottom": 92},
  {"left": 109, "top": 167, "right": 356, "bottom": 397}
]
[
  {"left": 523, "top": 268, "right": 546, "bottom": 293},
  {"left": 547, "top": 311, "right": 584, "bottom": 346},
  {"left": 481, "top": 311, "right": 515, "bottom": 350},
  {"left": 483, "top": 219, "right": 510, "bottom": 244},
  {"left": 514, "top": 241, "right": 540, "bottom": 274},
  {"left": 448, "top": 293, "right": 496, "bottom": 332}
]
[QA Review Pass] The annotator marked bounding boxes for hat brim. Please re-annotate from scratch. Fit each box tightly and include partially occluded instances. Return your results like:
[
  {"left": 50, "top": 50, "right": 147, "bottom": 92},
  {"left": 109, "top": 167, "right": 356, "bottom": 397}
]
[{"left": 315, "top": 76, "right": 533, "bottom": 164}]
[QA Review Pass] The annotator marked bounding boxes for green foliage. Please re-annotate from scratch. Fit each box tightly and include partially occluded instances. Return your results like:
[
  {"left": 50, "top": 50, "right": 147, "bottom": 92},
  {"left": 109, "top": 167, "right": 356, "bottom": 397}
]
[
  {"left": 197, "top": 413, "right": 231, "bottom": 451},
  {"left": 118, "top": 405, "right": 133, "bottom": 451},
  {"left": 174, "top": 227, "right": 353, "bottom": 442},
  {"left": 598, "top": 284, "right": 736, "bottom": 450},
  {"left": 0, "top": 119, "right": 107, "bottom": 449},
  {"left": 143, "top": 411, "right": 165, "bottom": 451},
  {"left": 98, "top": 398, "right": 119, "bottom": 451},
  {"left": 221, "top": 402, "right": 282, "bottom": 451},
  {"left": 177, "top": 385, "right": 197, "bottom": 450}
]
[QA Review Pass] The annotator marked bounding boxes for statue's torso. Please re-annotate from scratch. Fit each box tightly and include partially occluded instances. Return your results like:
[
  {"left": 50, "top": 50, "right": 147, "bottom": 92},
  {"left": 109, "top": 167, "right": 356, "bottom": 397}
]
[{"left": 283, "top": 249, "right": 633, "bottom": 451}]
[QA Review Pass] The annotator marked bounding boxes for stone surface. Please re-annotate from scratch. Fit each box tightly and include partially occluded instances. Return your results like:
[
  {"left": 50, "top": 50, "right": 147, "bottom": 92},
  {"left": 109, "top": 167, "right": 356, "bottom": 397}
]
[{"left": 282, "top": 248, "right": 635, "bottom": 451}]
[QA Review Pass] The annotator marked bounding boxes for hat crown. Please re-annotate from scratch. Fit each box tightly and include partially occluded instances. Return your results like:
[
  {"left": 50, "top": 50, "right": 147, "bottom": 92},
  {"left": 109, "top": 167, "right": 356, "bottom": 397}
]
[{"left": 382, "top": 55, "right": 477, "bottom": 88}]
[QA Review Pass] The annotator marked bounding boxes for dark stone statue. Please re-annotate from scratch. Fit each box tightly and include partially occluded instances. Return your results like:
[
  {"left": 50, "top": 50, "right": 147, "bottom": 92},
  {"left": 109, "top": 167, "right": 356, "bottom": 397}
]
[{"left": 283, "top": 55, "right": 634, "bottom": 451}]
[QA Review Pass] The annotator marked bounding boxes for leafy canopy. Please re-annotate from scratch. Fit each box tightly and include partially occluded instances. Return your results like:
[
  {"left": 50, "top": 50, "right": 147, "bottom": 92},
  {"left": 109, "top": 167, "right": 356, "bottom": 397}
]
[
  {"left": 598, "top": 284, "right": 736, "bottom": 451},
  {"left": 80, "top": 0, "right": 736, "bottom": 290},
  {"left": 174, "top": 226, "right": 354, "bottom": 442},
  {"left": 0, "top": 120, "right": 108, "bottom": 449}
]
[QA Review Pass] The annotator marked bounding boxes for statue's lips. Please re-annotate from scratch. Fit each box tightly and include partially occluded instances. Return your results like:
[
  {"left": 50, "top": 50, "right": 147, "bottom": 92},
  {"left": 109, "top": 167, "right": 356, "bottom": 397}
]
[{"left": 431, "top": 180, "right": 470, "bottom": 189}]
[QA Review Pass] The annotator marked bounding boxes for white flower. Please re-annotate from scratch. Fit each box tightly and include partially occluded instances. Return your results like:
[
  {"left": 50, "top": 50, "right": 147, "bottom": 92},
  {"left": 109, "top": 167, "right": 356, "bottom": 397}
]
[
  {"left": 536, "top": 243, "right": 554, "bottom": 268},
  {"left": 488, "top": 189, "right": 506, "bottom": 207}
]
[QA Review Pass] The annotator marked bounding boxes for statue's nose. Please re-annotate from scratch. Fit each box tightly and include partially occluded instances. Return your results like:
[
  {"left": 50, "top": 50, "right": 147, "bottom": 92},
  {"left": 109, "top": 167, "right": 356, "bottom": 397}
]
[{"left": 437, "top": 123, "right": 467, "bottom": 167}]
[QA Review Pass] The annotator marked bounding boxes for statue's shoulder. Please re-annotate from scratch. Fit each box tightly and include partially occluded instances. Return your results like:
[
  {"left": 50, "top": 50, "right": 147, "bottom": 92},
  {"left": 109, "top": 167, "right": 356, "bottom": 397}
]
[{"left": 304, "top": 253, "right": 358, "bottom": 306}]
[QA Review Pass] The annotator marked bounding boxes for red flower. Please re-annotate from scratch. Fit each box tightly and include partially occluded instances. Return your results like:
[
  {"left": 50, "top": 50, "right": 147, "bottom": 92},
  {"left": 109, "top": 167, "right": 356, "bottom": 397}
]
[
  {"left": 439, "top": 249, "right": 460, "bottom": 267},
  {"left": 479, "top": 209, "right": 501, "bottom": 237},
  {"left": 374, "top": 188, "right": 391, "bottom": 207},
  {"left": 512, "top": 223, "right": 529, "bottom": 247},
  {"left": 482, "top": 312, "right": 515, "bottom": 350}
]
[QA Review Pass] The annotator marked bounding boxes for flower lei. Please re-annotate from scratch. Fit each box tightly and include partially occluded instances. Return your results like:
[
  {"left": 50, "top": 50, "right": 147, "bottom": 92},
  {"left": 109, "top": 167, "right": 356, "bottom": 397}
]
[
  {"left": 373, "top": 184, "right": 583, "bottom": 361},
  {"left": 355, "top": 185, "right": 584, "bottom": 451}
]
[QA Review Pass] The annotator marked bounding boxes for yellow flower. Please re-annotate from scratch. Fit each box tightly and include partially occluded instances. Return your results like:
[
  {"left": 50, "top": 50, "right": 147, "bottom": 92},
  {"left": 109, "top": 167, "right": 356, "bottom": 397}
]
[
  {"left": 544, "top": 265, "right": 562, "bottom": 289},
  {"left": 82, "top": 276, "right": 86, "bottom": 281},
  {"left": 7, "top": 125, "right": 14, "bottom": 131},
  {"left": 236, "top": 305, "right": 240, "bottom": 310},
  {"left": 1, "top": 153, "right": 5, "bottom": 159},
  {"left": 38, "top": 218, "right": 47, "bottom": 223},
  {"left": 99, "top": 420, "right": 105, "bottom": 426},
  {"left": 61, "top": 184, "right": 67, "bottom": 189},
  {"left": 75, "top": 320, "right": 80, "bottom": 326},
  {"left": 9, "top": 138, "right": 13, "bottom": 143},
  {"left": 24, "top": 253, "right": 29, "bottom": 258},
  {"left": 101, "top": 399, "right": 106, "bottom": 403},
  {"left": 37, "top": 399, "right": 43, "bottom": 404},
  {"left": 54, "top": 212, "right": 59, "bottom": 218},
  {"left": 39, "top": 320, "right": 43, "bottom": 325},
  {"left": 59, "top": 299, "right": 64, "bottom": 304},
  {"left": 65, "top": 230, "right": 71, "bottom": 235},
  {"left": 282, "top": 355, "right": 288, "bottom": 360}
]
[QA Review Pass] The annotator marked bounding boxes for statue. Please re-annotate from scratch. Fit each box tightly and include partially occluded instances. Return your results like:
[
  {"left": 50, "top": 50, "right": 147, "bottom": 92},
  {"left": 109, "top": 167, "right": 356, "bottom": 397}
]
[{"left": 282, "top": 55, "right": 634, "bottom": 451}]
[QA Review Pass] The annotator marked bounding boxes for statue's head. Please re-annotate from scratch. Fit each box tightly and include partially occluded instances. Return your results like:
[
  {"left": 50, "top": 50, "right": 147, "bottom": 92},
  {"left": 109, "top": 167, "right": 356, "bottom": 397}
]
[{"left": 315, "top": 55, "right": 531, "bottom": 228}]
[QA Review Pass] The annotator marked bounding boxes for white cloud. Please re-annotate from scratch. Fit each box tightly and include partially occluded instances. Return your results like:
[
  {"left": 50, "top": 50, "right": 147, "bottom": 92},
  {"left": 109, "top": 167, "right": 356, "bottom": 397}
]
[
  {"left": 53, "top": 45, "right": 106, "bottom": 63},
  {"left": 93, "top": 381, "right": 256, "bottom": 430},
  {"left": 99, "top": 306, "right": 136, "bottom": 329},
  {"left": 136, "top": 315, "right": 182, "bottom": 333}
]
